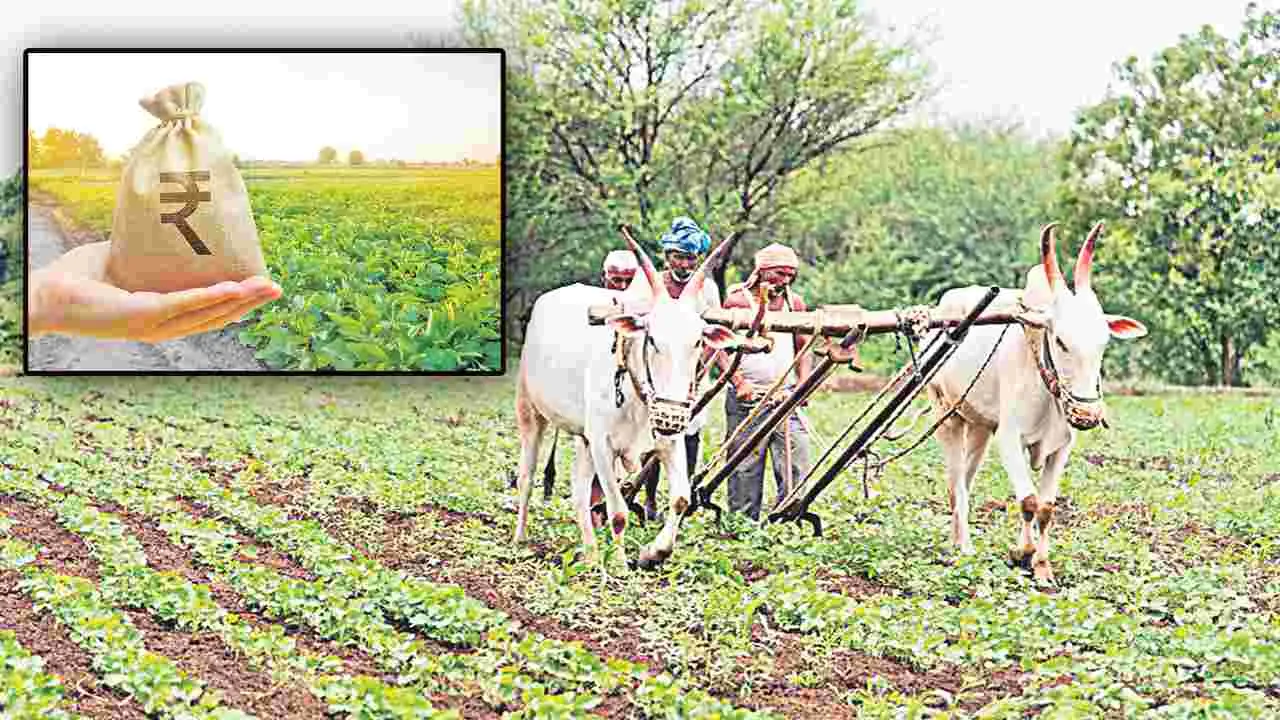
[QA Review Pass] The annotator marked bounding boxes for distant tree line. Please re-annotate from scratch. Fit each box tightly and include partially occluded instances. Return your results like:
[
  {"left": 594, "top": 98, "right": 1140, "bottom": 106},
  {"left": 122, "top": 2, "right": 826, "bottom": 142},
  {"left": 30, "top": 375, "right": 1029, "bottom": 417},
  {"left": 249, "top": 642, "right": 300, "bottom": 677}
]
[
  {"left": 28, "top": 129, "right": 106, "bottom": 169},
  {"left": 463, "top": 0, "right": 1277, "bottom": 387}
]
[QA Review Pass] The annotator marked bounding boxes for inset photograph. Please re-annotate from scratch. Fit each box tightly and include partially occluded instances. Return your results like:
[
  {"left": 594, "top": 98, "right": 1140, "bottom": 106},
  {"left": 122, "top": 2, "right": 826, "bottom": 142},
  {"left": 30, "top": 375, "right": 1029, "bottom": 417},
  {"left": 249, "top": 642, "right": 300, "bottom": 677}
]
[{"left": 24, "top": 49, "right": 503, "bottom": 373}]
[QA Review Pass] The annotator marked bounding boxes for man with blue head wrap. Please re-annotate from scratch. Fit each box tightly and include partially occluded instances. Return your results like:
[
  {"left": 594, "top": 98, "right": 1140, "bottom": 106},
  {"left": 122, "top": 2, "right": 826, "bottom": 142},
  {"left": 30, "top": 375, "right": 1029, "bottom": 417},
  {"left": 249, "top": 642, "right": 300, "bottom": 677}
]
[
  {"left": 632, "top": 215, "right": 722, "bottom": 522},
  {"left": 656, "top": 216, "right": 719, "bottom": 310}
]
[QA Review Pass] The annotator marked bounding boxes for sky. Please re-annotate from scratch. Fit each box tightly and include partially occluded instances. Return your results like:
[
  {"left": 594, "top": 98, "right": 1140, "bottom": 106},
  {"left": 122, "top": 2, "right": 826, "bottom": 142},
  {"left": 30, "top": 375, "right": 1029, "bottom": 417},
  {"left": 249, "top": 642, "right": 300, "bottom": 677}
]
[
  {"left": 26, "top": 51, "right": 500, "bottom": 164},
  {"left": 1, "top": 0, "right": 1270, "bottom": 173}
]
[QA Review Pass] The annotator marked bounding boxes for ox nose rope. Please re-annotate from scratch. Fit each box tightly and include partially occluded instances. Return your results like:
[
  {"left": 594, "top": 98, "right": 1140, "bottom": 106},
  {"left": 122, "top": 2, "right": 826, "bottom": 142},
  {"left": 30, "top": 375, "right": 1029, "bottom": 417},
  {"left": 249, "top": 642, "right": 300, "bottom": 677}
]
[{"left": 1035, "top": 329, "right": 1107, "bottom": 430}]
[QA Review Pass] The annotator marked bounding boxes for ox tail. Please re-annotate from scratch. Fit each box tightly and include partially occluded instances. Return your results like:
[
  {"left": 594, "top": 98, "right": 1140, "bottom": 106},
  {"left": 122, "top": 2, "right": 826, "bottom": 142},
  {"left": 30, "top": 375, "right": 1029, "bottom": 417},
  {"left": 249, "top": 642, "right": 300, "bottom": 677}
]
[{"left": 542, "top": 429, "right": 558, "bottom": 501}]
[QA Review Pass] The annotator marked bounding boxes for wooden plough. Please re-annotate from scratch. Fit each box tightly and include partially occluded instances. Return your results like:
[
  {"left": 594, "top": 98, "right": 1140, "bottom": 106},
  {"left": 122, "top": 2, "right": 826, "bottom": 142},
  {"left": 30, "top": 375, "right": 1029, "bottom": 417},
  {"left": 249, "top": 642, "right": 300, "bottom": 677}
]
[{"left": 588, "top": 285, "right": 1036, "bottom": 535}]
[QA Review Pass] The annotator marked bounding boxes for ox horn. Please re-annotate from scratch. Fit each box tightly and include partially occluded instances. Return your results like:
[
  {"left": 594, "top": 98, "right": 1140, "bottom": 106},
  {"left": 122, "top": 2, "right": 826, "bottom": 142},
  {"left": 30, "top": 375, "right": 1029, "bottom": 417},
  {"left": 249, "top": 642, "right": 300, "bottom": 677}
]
[
  {"left": 1040, "top": 223, "right": 1064, "bottom": 290},
  {"left": 620, "top": 224, "right": 662, "bottom": 298},
  {"left": 1074, "top": 221, "right": 1103, "bottom": 293},
  {"left": 680, "top": 230, "right": 737, "bottom": 303}
]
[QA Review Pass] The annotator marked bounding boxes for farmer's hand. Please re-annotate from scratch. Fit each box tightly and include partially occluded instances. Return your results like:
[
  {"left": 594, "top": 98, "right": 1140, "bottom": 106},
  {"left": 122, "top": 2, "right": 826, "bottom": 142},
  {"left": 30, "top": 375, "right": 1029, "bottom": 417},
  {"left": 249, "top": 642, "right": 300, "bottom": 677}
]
[
  {"left": 733, "top": 378, "right": 762, "bottom": 403},
  {"left": 27, "top": 241, "right": 282, "bottom": 343}
]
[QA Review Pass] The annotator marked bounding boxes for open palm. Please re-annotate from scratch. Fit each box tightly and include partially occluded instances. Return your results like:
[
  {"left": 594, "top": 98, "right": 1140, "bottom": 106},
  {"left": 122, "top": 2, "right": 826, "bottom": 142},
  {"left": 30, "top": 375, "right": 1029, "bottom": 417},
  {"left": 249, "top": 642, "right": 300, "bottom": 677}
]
[{"left": 28, "top": 241, "right": 282, "bottom": 343}]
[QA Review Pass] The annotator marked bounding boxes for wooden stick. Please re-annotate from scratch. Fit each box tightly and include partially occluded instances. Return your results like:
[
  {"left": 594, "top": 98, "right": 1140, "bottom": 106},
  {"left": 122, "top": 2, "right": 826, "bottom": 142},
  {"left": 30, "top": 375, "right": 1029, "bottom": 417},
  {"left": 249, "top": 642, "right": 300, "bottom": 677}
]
[{"left": 587, "top": 302, "right": 1037, "bottom": 336}]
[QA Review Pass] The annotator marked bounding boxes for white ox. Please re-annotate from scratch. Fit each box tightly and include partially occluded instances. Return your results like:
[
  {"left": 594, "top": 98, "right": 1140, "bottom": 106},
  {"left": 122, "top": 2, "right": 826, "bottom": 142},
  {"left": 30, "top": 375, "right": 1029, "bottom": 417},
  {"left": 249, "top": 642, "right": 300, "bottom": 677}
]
[
  {"left": 925, "top": 222, "right": 1147, "bottom": 583},
  {"left": 513, "top": 234, "right": 739, "bottom": 569}
]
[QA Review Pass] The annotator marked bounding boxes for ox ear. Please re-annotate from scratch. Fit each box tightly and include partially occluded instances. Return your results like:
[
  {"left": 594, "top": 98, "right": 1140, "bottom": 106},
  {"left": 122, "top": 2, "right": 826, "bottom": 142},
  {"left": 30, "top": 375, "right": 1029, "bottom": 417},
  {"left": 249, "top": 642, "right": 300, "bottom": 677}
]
[
  {"left": 608, "top": 314, "right": 648, "bottom": 337},
  {"left": 1105, "top": 314, "right": 1147, "bottom": 340},
  {"left": 702, "top": 324, "right": 739, "bottom": 349}
]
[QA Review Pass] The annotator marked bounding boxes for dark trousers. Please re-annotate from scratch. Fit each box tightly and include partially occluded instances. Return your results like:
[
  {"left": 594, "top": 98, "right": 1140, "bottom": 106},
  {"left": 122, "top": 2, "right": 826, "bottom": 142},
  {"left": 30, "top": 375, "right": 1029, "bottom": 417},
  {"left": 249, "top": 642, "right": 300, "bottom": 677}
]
[{"left": 724, "top": 390, "right": 811, "bottom": 521}]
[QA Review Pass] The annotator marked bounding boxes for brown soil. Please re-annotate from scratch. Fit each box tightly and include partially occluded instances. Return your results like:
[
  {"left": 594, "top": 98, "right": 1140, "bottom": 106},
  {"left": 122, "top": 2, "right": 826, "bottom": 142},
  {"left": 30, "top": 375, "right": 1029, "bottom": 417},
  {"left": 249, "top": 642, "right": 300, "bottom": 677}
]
[
  {"left": 0, "top": 497, "right": 101, "bottom": 581},
  {"left": 103, "top": 501, "right": 387, "bottom": 680},
  {"left": 734, "top": 632, "right": 1025, "bottom": 717},
  {"left": 0, "top": 571, "right": 151, "bottom": 720},
  {"left": 122, "top": 608, "right": 329, "bottom": 718},
  {"left": 202, "top": 469, "right": 1032, "bottom": 718},
  {"left": 813, "top": 569, "right": 895, "bottom": 600}
]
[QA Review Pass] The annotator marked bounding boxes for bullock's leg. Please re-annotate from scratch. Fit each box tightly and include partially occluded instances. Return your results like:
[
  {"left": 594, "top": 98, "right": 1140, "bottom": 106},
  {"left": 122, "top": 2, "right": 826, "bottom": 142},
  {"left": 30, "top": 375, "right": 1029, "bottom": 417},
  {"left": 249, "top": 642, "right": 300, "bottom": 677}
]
[
  {"left": 638, "top": 437, "right": 687, "bottom": 569},
  {"left": 513, "top": 378, "right": 547, "bottom": 544},
  {"left": 1032, "top": 440, "right": 1073, "bottom": 584},
  {"left": 541, "top": 429, "right": 558, "bottom": 501},
  {"left": 635, "top": 450, "right": 661, "bottom": 521},
  {"left": 571, "top": 436, "right": 602, "bottom": 562},
  {"left": 995, "top": 424, "right": 1038, "bottom": 569},
  {"left": 934, "top": 414, "right": 972, "bottom": 553},
  {"left": 587, "top": 437, "right": 630, "bottom": 570},
  {"left": 956, "top": 424, "right": 993, "bottom": 554}
]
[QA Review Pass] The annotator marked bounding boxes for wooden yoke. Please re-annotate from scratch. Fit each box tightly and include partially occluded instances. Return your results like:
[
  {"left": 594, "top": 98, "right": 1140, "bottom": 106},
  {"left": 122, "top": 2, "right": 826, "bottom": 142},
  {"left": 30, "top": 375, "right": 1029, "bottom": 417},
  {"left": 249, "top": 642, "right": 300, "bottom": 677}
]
[{"left": 587, "top": 301, "right": 1041, "bottom": 339}]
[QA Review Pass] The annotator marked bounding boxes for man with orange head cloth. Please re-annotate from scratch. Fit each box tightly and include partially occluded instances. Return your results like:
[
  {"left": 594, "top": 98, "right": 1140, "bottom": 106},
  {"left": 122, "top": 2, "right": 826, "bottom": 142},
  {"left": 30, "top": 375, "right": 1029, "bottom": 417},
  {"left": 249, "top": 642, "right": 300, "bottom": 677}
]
[{"left": 715, "top": 242, "right": 814, "bottom": 521}]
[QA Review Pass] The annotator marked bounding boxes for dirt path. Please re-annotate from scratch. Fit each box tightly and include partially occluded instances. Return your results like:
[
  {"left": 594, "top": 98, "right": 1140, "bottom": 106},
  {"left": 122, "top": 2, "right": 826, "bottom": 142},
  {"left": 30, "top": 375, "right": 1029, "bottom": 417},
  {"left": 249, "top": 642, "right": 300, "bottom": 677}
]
[{"left": 25, "top": 202, "right": 271, "bottom": 372}]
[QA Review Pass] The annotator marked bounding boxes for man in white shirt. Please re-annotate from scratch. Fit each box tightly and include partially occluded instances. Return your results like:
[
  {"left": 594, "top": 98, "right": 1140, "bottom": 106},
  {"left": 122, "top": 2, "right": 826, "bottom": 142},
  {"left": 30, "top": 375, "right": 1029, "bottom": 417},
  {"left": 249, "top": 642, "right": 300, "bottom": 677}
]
[{"left": 715, "top": 243, "right": 813, "bottom": 521}]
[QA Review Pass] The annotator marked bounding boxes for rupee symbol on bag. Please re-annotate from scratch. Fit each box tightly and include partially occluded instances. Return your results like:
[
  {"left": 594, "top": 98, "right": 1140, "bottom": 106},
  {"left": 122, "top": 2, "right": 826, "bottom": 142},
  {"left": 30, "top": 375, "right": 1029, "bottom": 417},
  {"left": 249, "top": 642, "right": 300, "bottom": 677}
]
[{"left": 159, "top": 171, "right": 213, "bottom": 255}]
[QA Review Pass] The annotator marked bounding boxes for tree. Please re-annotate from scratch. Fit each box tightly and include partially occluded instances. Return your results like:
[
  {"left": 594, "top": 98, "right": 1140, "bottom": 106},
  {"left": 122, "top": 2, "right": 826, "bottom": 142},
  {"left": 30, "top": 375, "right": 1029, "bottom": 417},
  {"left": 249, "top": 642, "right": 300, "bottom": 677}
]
[
  {"left": 1056, "top": 3, "right": 1278, "bottom": 386},
  {"left": 318, "top": 146, "right": 338, "bottom": 164},
  {"left": 32, "top": 128, "right": 106, "bottom": 169},
  {"left": 26, "top": 131, "right": 43, "bottom": 168},
  {"left": 782, "top": 123, "right": 1059, "bottom": 310},
  {"left": 349, "top": 149, "right": 365, "bottom": 165},
  {"left": 461, "top": 0, "right": 929, "bottom": 336}
]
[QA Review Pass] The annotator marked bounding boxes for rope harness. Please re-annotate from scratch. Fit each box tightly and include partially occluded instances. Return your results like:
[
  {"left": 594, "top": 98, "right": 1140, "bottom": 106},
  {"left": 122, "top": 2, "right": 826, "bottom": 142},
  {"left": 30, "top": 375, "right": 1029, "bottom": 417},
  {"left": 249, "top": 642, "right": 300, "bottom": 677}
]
[
  {"left": 1024, "top": 323, "right": 1108, "bottom": 430},
  {"left": 610, "top": 316, "right": 705, "bottom": 438}
]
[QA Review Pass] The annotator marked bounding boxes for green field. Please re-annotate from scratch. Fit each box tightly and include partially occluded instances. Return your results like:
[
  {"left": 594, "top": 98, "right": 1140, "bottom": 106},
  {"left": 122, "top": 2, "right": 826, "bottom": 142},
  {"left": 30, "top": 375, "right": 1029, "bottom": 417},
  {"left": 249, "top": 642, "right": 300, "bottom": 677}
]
[
  {"left": 1, "top": 374, "right": 1276, "bottom": 718},
  {"left": 29, "top": 167, "right": 502, "bottom": 372}
]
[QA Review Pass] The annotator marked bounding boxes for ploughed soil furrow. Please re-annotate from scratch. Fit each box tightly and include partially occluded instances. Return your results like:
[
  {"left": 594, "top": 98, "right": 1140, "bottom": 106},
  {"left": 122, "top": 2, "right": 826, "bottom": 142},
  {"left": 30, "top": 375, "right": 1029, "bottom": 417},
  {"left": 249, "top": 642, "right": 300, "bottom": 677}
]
[
  {"left": 120, "top": 608, "right": 328, "bottom": 718},
  {"left": 101, "top": 500, "right": 388, "bottom": 681},
  {"left": 0, "top": 494, "right": 327, "bottom": 717},
  {"left": 167, "top": 495, "right": 318, "bottom": 582},
  {"left": 211, "top": 477, "right": 1034, "bottom": 717},
  {"left": 0, "top": 496, "right": 101, "bottom": 581},
  {"left": 0, "top": 571, "right": 150, "bottom": 720}
]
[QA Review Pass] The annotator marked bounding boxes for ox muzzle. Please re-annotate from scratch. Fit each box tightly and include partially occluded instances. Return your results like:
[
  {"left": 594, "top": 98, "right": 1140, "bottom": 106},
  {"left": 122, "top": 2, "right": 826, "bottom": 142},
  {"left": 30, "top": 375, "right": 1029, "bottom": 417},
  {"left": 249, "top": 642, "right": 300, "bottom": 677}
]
[{"left": 649, "top": 396, "right": 692, "bottom": 436}]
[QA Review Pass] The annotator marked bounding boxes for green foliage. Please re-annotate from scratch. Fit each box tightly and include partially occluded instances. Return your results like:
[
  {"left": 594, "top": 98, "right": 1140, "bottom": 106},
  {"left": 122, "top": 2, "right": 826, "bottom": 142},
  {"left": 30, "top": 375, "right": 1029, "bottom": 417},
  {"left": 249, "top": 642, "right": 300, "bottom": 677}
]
[
  {"left": 780, "top": 124, "right": 1059, "bottom": 311},
  {"left": 1055, "top": 2, "right": 1279, "bottom": 386},
  {"left": 27, "top": 167, "right": 502, "bottom": 371},
  {"left": 0, "top": 171, "right": 22, "bottom": 368},
  {"left": 465, "top": 0, "right": 929, "bottom": 336},
  {"left": 318, "top": 146, "right": 338, "bottom": 164},
  {"left": 0, "top": 631, "right": 83, "bottom": 720},
  {"left": 28, "top": 128, "right": 106, "bottom": 169},
  {"left": 3, "top": 374, "right": 1278, "bottom": 716}
]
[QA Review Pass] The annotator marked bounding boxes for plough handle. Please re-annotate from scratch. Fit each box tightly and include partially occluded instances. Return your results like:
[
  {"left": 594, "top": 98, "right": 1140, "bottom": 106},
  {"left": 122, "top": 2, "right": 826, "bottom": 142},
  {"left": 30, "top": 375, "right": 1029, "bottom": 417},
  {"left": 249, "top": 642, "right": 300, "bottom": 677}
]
[
  {"left": 768, "top": 286, "right": 1002, "bottom": 524},
  {"left": 687, "top": 324, "right": 865, "bottom": 517}
]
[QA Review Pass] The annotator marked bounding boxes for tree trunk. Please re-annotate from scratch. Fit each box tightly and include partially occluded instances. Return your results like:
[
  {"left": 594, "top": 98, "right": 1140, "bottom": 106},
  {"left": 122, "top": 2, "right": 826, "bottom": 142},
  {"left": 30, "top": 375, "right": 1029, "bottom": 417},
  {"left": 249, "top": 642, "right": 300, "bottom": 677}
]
[{"left": 1220, "top": 334, "right": 1241, "bottom": 387}]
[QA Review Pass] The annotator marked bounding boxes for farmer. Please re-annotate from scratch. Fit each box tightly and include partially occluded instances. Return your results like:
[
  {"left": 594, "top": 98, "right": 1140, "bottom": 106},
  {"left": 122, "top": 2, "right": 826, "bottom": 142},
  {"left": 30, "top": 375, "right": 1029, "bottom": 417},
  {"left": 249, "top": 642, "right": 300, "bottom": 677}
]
[
  {"left": 27, "top": 240, "right": 281, "bottom": 342},
  {"left": 601, "top": 249, "right": 639, "bottom": 291},
  {"left": 716, "top": 242, "right": 814, "bottom": 522},
  {"left": 631, "top": 216, "right": 722, "bottom": 521}
]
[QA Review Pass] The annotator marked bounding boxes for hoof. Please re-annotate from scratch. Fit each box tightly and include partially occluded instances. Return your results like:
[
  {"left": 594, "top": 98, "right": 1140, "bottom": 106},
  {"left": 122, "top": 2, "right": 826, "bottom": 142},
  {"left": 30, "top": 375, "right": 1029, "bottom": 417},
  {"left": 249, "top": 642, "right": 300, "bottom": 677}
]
[
  {"left": 1033, "top": 560, "right": 1056, "bottom": 585},
  {"left": 1008, "top": 544, "right": 1036, "bottom": 570},
  {"left": 636, "top": 547, "right": 670, "bottom": 571}
]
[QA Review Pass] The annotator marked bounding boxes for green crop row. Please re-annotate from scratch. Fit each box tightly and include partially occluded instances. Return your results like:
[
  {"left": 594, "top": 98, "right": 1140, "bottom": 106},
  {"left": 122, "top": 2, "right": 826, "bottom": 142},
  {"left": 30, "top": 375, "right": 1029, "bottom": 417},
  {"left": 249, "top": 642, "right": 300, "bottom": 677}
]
[
  {"left": 0, "top": 530, "right": 254, "bottom": 720},
  {"left": 32, "top": 483, "right": 458, "bottom": 720},
  {"left": 0, "top": 472, "right": 587, "bottom": 717},
  {"left": 0, "top": 629, "right": 85, "bottom": 720},
  {"left": 28, "top": 168, "right": 502, "bottom": 372},
  {"left": 41, "top": 464, "right": 779, "bottom": 720}
]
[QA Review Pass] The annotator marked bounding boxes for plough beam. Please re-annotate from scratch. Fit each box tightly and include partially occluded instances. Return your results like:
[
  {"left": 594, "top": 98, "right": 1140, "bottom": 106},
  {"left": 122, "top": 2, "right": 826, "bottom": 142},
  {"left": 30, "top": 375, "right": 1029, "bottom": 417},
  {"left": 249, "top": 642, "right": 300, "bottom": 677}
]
[{"left": 768, "top": 286, "right": 1002, "bottom": 527}]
